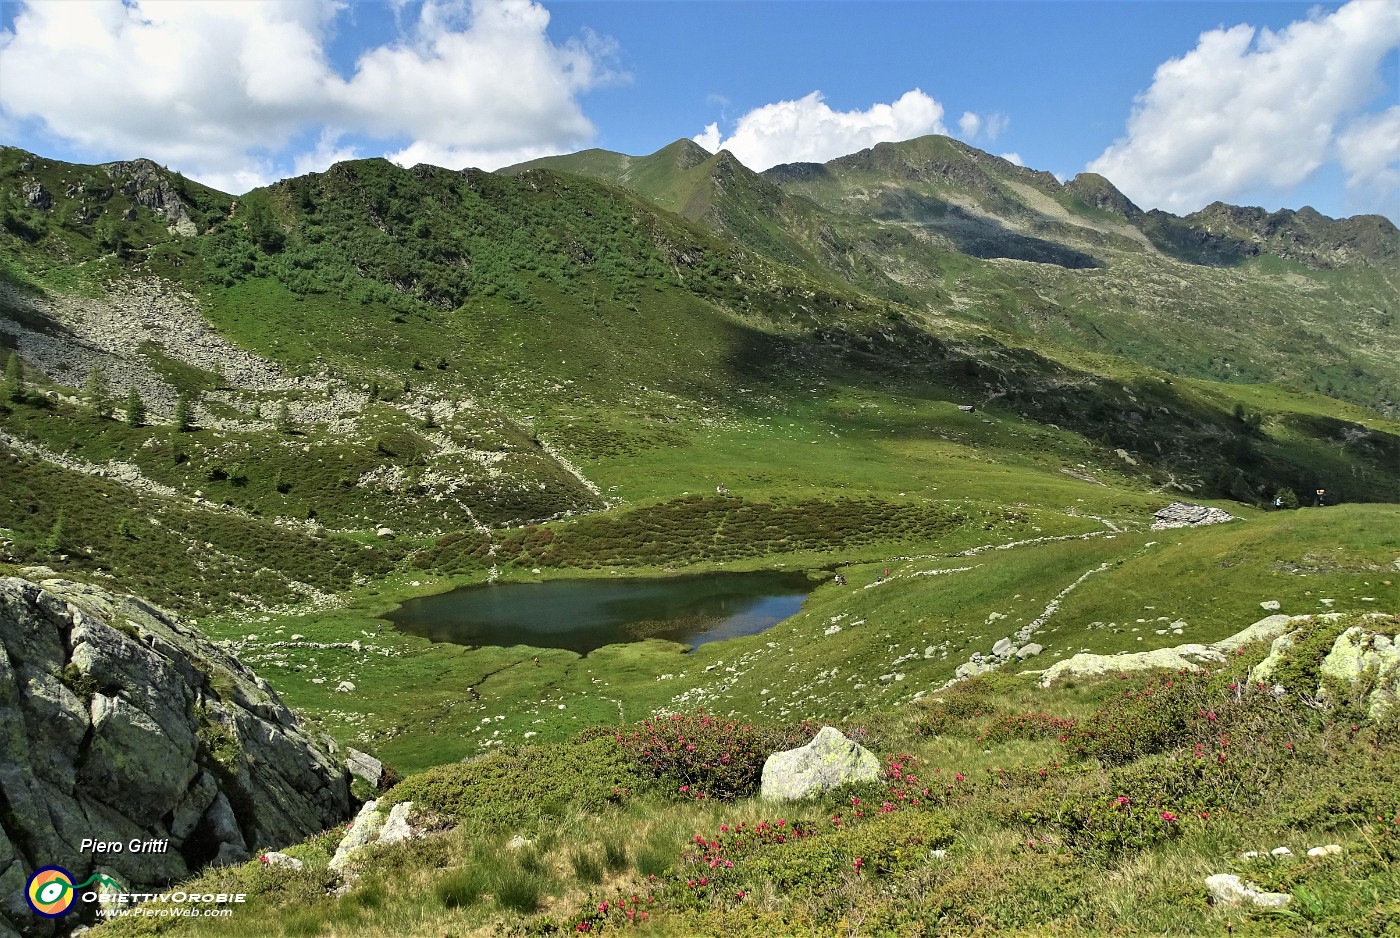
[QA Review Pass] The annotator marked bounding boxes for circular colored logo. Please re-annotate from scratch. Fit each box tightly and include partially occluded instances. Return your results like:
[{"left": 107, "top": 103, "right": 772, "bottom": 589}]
[{"left": 26, "top": 866, "right": 76, "bottom": 918}]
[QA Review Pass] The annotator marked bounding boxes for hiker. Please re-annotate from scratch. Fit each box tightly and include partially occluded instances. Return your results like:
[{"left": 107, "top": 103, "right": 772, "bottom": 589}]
[
  {"left": 532, "top": 655, "right": 540, "bottom": 667},
  {"left": 1315, "top": 488, "right": 1326, "bottom": 507}
]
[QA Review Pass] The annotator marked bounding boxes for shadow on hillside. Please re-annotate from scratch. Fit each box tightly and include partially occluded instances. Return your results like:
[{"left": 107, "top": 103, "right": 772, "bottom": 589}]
[
  {"left": 714, "top": 318, "right": 1400, "bottom": 506},
  {"left": 870, "top": 190, "right": 1103, "bottom": 269}
]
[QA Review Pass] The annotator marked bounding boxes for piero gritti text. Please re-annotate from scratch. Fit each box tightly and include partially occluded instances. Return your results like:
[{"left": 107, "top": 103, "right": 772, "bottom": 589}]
[{"left": 81, "top": 837, "right": 171, "bottom": 855}]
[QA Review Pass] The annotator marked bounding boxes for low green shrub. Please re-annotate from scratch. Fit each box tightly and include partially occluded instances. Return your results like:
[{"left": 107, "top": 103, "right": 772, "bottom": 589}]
[
  {"left": 381, "top": 736, "right": 644, "bottom": 831},
  {"left": 1067, "top": 671, "right": 1210, "bottom": 765},
  {"left": 982, "top": 711, "right": 1078, "bottom": 744}
]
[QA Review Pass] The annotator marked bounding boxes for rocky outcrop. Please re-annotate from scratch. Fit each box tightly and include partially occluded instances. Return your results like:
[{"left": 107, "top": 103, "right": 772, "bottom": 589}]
[
  {"left": 1036, "top": 615, "right": 1294, "bottom": 687},
  {"left": 328, "top": 800, "right": 418, "bottom": 875},
  {"left": 102, "top": 158, "right": 199, "bottom": 236},
  {"left": 1253, "top": 617, "right": 1400, "bottom": 718},
  {"left": 760, "top": 727, "right": 881, "bottom": 801},
  {"left": 0, "top": 577, "right": 352, "bottom": 935},
  {"left": 1151, "top": 502, "right": 1234, "bottom": 530},
  {"left": 1318, "top": 627, "right": 1400, "bottom": 718}
]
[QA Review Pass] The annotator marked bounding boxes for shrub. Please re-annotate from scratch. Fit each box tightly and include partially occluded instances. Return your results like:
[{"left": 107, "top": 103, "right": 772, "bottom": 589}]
[
  {"left": 615, "top": 710, "right": 771, "bottom": 801},
  {"left": 382, "top": 736, "right": 645, "bottom": 830},
  {"left": 982, "top": 712, "right": 1078, "bottom": 744},
  {"left": 1052, "top": 791, "right": 1184, "bottom": 858},
  {"left": 1067, "top": 671, "right": 1209, "bottom": 765},
  {"left": 916, "top": 680, "right": 1008, "bottom": 737}
]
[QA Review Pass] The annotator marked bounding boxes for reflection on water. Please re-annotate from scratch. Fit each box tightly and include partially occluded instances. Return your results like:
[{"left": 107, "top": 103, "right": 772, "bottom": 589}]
[{"left": 385, "top": 571, "right": 816, "bottom": 654}]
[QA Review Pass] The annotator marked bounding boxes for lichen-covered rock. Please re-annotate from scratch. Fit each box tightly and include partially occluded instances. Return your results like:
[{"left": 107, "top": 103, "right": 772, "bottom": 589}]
[
  {"left": 329, "top": 800, "right": 385, "bottom": 872},
  {"left": 1205, "top": 873, "right": 1291, "bottom": 908},
  {"left": 0, "top": 577, "right": 352, "bottom": 934},
  {"left": 1318, "top": 626, "right": 1400, "bottom": 718},
  {"left": 378, "top": 802, "right": 416, "bottom": 846},
  {"left": 760, "top": 727, "right": 881, "bottom": 801},
  {"left": 328, "top": 800, "right": 418, "bottom": 874}
]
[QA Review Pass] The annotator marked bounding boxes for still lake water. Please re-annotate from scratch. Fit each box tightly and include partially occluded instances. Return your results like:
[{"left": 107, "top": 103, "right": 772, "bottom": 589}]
[{"left": 386, "top": 571, "right": 816, "bottom": 655}]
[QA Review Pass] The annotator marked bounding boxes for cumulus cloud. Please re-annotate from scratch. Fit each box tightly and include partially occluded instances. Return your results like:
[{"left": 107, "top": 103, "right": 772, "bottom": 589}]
[
  {"left": 999, "top": 152, "right": 1024, "bottom": 167},
  {"left": 0, "top": 0, "right": 620, "bottom": 191},
  {"left": 1088, "top": 0, "right": 1400, "bottom": 214},
  {"left": 692, "top": 89, "right": 952, "bottom": 170}
]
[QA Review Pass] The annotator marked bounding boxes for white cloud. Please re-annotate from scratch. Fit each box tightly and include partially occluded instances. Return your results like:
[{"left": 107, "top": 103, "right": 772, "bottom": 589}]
[
  {"left": 691, "top": 89, "right": 951, "bottom": 170},
  {"left": 1337, "top": 106, "right": 1400, "bottom": 215},
  {"left": 959, "top": 111, "right": 1008, "bottom": 143},
  {"left": 0, "top": 0, "right": 620, "bottom": 192},
  {"left": 999, "top": 152, "right": 1024, "bottom": 167},
  {"left": 1088, "top": 0, "right": 1400, "bottom": 214}
]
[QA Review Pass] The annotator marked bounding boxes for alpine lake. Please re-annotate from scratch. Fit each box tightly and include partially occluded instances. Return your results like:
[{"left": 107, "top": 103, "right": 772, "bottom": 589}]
[{"left": 386, "top": 570, "right": 819, "bottom": 655}]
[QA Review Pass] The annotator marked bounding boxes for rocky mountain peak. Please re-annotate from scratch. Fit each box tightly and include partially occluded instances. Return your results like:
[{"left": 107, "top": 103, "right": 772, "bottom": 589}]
[{"left": 1064, "top": 172, "right": 1143, "bottom": 219}]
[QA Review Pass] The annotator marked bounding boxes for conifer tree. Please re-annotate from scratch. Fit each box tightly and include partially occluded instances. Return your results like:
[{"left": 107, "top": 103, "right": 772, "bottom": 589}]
[
  {"left": 173, "top": 392, "right": 195, "bottom": 432},
  {"left": 124, "top": 386, "right": 146, "bottom": 427},
  {"left": 4, "top": 354, "right": 24, "bottom": 403}
]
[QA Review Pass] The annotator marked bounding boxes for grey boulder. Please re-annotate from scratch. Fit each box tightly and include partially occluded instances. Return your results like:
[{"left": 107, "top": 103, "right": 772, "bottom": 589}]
[{"left": 760, "top": 727, "right": 881, "bottom": 801}]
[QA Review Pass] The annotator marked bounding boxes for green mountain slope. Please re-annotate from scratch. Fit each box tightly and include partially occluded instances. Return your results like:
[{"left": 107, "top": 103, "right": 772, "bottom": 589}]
[
  {"left": 2, "top": 141, "right": 1399, "bottom": 622},
  {"left": 511, "top": 135, "right": 1399, "bottom": 416}
]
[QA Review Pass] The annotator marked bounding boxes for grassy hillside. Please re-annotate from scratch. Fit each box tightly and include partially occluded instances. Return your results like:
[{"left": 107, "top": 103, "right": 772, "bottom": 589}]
[{"left": 92, "top": 609, "right": 1400, "bottom": 937}]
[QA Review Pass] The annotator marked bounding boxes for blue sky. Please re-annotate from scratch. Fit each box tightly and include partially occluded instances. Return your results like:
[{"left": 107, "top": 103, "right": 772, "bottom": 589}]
[{"left": 2, "top": 1, "right": 1397, "bottom": 220}]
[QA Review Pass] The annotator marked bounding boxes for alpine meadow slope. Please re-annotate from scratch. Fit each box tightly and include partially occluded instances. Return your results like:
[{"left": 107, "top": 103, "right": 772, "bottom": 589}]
[{"left": 0, "top": 131, "right": 1397, "bottom": 937}]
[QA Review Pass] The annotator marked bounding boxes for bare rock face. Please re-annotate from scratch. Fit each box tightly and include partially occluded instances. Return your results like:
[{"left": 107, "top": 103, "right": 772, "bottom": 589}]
[{"left": 0, "top": 577, "right": 352, "bottom": 935}]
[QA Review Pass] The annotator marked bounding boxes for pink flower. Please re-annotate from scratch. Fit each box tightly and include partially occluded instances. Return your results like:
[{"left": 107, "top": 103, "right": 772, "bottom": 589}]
[
  {"left": 853, "top": 858, "right": 864, "bottom": 870},
  {"left": 1160, "top": 811, "right": 1177, "bottom": 822}
]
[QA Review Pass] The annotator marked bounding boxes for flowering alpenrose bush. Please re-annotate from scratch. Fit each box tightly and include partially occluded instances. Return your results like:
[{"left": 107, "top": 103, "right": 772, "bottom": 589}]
[
  {"left": 1052, "top": 793, "right": 1184, "bottom": 858},
  {"left": 615, "top": 711, "right": 770, "bottom": 800}
]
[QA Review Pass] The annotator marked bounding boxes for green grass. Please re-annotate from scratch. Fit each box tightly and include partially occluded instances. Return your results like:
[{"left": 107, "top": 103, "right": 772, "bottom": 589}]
[{"left": 88, "top": 646, "right": 1400, "bottom": 937}]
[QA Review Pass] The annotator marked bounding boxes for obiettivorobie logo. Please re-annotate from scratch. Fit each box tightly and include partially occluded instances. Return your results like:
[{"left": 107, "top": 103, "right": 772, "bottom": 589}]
[
  {"left": 25, "top": 867, "right": 124, "bottom": 918},
  {"left": 25, "top": 866, "right": 247, "bottom": 922}
]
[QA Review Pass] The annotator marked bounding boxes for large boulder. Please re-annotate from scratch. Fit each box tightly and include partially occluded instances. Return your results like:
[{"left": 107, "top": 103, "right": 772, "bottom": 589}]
[
  {"left": 760, "top": 727, "right": 881, "bottom": 801},
  {"left": 0, "top": 577, "right": 352, "bottom": 935},
  {"left": 1151, "top": 502, "right": 1234, "bottom": 530}
]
